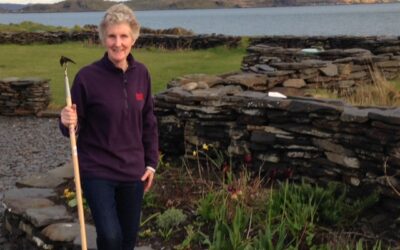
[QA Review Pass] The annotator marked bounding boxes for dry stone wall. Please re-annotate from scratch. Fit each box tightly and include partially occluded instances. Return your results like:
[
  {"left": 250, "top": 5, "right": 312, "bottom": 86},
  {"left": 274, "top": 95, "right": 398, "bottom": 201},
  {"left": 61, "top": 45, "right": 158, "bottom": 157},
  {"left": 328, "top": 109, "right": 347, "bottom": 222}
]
[
  {"left": 155, "top": 74, "right": 400, "bottom": 210},
  {"left": 0, "top": 31, "right": 240, "bottom": 49},
  {"left": 0, "top": 77, "right": 50, "bottom": 116},
  {"left": 2, "top": 163, "right": 98, "bottom": 250},
  {"left": 242, "top": 36, "right": 400, "bottom": 96}
]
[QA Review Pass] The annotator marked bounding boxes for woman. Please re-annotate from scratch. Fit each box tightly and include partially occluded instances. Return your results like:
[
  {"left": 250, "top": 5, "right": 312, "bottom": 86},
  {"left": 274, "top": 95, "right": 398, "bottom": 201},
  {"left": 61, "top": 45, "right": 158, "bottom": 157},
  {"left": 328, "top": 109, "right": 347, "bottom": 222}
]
[{"left": 60, "top": 4, "right": 159, "bottom": 250}]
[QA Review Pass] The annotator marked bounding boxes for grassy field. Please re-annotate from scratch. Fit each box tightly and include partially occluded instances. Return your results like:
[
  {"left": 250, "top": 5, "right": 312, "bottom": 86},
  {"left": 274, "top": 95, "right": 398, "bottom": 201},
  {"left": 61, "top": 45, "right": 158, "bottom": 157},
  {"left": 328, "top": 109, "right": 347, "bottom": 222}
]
[{"left": 0, "top": 42, "right": 246, "bottom": 109}]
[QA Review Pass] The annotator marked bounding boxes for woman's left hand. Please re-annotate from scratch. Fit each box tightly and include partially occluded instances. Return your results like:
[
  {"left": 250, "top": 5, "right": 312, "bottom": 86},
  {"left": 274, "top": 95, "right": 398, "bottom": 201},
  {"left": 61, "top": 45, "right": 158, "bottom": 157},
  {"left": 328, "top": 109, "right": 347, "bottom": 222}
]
[{"left": 141, "top": 168, "right": 155, "bottom": 193}]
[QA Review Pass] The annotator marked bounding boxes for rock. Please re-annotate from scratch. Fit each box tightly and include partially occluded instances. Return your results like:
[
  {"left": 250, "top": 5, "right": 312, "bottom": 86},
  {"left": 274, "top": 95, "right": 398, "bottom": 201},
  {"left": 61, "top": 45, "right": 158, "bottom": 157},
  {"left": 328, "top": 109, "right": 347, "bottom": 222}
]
[
  {"left": 182, "top": 82, "right": 198, "bottom": 91},
  {"left": 319, "top": 64, "right": 338, "bottom": 76},
  {"left": 340, "top": 107, "right": 370, "bottom": 123},
  {"left": 47, "top": 162, "right": 74, "bottom": 179},
  {"left": 283, "top": 78, "right": 306, "bottom": 88},
  {"left": 325, "top": 152, "right": 360, "bottom": 169},
  {"left": 17, "top": 173, "right": 66, "bottom": 188},
  {"left": 24, "top": 205, "right": 73, "bottom": 227},
  {"left": 3, "top": 188, "right": 55, "bottom": 200},
  {"left": 225, "top": 73, "right": 268, "bottom": 90},
  {"left": 3, "top": 198, "right": 54, "bottom": 215},
  {"left": 42, "top": 223, "right": 91, "bottom": 242}
]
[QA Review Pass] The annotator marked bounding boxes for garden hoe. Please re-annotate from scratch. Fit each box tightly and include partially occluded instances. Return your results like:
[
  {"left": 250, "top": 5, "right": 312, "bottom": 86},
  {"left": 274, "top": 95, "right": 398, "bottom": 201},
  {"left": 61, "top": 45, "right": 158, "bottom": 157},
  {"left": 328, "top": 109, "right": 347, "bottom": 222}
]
[{"left": 60, "top": 56, "right": 87, "bottom": 250}]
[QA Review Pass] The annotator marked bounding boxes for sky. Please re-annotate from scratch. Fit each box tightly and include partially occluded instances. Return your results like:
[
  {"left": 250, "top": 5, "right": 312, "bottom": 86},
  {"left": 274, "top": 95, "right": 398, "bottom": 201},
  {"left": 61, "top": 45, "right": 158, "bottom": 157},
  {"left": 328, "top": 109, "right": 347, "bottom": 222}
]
[{"left": 0, "top": 0, "right": 127, "bottom": 4}]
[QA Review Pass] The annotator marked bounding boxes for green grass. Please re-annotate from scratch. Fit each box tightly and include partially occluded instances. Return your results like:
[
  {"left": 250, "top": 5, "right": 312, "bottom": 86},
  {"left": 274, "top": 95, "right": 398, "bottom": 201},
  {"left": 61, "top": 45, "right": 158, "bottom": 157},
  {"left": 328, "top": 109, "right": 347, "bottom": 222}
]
[
  {"left": 0, "top": 21, "right": 72, "bottom": 32},
  {"left": 390, "top": 77, "right": 400, "bottom": 90},
  {"left": 0, "top": 42, "right": 246, "bottom": 109}
]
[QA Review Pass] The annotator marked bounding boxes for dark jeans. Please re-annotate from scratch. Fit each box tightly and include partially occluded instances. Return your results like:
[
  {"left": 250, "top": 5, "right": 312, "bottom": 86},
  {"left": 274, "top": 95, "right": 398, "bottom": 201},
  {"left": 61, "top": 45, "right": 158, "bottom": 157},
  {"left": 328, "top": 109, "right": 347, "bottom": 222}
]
[{"left": 82, "top": 178, "right": 144, "bottom": 250}]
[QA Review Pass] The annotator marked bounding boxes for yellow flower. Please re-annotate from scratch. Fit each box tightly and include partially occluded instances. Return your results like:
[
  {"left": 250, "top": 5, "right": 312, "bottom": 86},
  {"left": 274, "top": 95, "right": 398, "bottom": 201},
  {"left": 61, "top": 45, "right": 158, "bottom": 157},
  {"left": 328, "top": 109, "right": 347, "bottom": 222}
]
[
  {"left": 231, "top": 193, "right": 238, "bottom": 200},
  {"left": 63, "top": 188, "right": 75, "bottom": 199},
  {"left": 202, "top": 144, "right": 209, "bottom": 151},
  {"left": 63, "top": 188, "right": 70, "bottom": 197},
  {"left": 192, "top": 150, "right": 197, "bottom": 156}
]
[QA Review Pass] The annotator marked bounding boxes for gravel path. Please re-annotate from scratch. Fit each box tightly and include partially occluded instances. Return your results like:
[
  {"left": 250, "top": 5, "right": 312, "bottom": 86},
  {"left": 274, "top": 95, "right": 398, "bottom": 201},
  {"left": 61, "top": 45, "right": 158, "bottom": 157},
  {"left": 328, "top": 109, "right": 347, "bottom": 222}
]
[{"left": 0, "top": 115, "right": 70, "bottom": 248}]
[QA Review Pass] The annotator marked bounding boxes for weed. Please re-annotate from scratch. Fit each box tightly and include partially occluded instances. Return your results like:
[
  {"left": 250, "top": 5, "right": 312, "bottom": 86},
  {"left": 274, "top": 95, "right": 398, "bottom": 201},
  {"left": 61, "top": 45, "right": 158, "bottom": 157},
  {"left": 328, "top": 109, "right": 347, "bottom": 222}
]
[{"left": 156, "top": 208, "right": 187, "bottom": 240}]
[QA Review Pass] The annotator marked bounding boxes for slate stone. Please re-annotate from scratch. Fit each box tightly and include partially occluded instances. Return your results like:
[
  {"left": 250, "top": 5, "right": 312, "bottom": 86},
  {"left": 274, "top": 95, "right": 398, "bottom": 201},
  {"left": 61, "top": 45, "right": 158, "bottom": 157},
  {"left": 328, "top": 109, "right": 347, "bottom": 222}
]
[
  {"left": 279, "top": 124, "right": 331, "bottom": 138},
  {"left": 1, "top": 77, "right": 19, "bottom": 83},
  {"left": 250, "top": 131, "right": 276, "bottom": 145},
  {"left": 256, "top": 153, "right": 280, "bottom": 163},
  {"left": 225, "top": 73, "right": 268, "bottom": 90},
  {"left": 24, "top": 205, "right": 73, "bottom": 227},
  {"left": 368, "top": 108, "right": 400, "bottom": 125},
  {"left": 312, "top": 138, "right": 354, "bottom": 156},
  {"left": 265, "top": 70, "right": 295, "bottom": 77},
  {"left": 340, "top": 107, "right": 369, "bottom": 123},
  {"left": 286, "top": 99, "right": 342, "bottom": 114},
  {"left": 17, "top": 173, "right": 66, "bottom": 188},
  {"left": 47, "top": 162, "right": 74, "bottom": 179},
  {"left": 174, "top": 73, "right": 224, "bottom": 88},
  {"left": 3, "top": 188, "right": 55, "bottom": 200},
  {"left": 42, "top": 223, "right": 96, "bottom": 250},
  {"left": 176, "top": 104, "right": 222, "bottom": 114},
  {"left": 255, "top": 64, "right": 276, "bottom": 72},
  {"left": 338, "top": 80, "right": 356, "bottom": 89},
  {"left": 325, "top": 152, "right": 360, "bottom": 169},
  {"left": 182, "top": 82, "right": 198, "bottom": 91},
  {"left": 347, "top": 71, "right": 367, "bottom": 80},
  {"left": 319, "top": 64, "right": 338, "bottom": 76},
  {"left": 376, "top": 60, "right": 400, "bottom": 67},
  {"left": 283, "top": 78, "right": 306, "bottom": 88},
  {"left": 3, "top": 198, "right": 54, "bottom": 215},
  {"left": 286, "top": 151, "right": 319, "bottom": 159}
]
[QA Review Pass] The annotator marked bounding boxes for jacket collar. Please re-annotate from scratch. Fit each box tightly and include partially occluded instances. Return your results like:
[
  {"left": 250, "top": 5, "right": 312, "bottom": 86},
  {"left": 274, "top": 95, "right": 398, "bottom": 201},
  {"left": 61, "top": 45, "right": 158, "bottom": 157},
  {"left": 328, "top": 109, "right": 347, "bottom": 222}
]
[{"left": 101, "top": 52, "right": 136, "bottom": 72}]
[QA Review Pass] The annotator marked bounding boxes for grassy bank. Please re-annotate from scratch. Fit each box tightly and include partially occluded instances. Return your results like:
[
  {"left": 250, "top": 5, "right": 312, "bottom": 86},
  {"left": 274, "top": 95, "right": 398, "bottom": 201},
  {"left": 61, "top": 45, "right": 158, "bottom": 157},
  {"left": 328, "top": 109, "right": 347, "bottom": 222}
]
[{"left": 0, "top": 42, "right": 246, "bottom": 109}]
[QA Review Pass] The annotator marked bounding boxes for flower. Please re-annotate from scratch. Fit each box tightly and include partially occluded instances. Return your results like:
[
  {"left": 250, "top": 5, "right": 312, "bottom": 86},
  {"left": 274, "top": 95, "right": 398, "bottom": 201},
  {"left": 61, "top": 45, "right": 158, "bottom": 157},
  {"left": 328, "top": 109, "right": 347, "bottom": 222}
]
[
  {"left": 244, "top": 153, "right": 252, "bottom": 163},
  {"left": 231, "top": 193, "right": 238, "bottom": 200},
  {"left": 202, "top": 144, "right": 209, "bottom": 151},
  {"left": 63, "top": 188, "right": 75, "bottom": 199}
]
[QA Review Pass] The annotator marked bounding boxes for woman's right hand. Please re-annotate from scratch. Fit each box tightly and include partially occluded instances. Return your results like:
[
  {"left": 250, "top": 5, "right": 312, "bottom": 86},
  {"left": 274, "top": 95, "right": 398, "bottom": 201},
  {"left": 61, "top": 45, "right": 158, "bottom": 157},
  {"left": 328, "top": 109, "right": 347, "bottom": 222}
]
[{"left": 60, "top": 104, "right": 78, "bottom": 128}]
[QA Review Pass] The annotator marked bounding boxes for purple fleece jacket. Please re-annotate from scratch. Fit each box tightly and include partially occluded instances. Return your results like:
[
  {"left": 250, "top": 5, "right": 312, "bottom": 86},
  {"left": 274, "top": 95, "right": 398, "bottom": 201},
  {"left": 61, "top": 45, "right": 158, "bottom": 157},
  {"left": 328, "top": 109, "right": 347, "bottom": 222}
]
[{"left": 60, "top": 53, "right": 159, "bottom": 181}]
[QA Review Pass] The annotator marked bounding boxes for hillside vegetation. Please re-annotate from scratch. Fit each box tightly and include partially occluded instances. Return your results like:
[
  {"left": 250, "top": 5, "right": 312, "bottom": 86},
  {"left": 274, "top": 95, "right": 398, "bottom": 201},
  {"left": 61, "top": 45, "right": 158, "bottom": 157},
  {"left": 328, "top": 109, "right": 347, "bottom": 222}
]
[{"left": 2, "top": 0, "right": 397, "bottom": 13}]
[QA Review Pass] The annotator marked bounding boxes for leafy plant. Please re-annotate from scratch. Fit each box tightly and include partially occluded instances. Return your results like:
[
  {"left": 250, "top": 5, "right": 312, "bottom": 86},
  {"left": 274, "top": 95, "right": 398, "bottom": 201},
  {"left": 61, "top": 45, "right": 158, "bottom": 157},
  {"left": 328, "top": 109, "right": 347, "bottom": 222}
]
[
  {"left": 142, "top": 190, "right": 159, "bottom": 209},
  {"left": 62, "top": 188, "right": 89, "bottom": 210},
  {"left": 197, "top": 192, "right": 220, "bottom": 222},
  {"left": 174, "top": 223, "right": 208, "bottom": 250},
  {"left": 156, "top": 208, "right": 187, "bottom": 240}
]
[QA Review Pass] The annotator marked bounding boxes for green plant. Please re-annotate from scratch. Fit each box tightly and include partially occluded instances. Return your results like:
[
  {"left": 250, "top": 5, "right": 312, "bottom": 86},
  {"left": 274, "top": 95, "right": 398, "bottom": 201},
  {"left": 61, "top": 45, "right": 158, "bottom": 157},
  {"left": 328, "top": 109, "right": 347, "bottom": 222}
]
[
  {"left": 269, "top": 181, "right": 318, "bottom": 248},
  {"left": 174, "top": 223, "right": 209, "bottom": 250},
  {"left": 204, "top": 196, "right": 252, "bottom": 250},
  {"left": 140, "top": 212, "right": 160, "bottom": 228},
  {"left": 142, "top": 190, "right": 159, "bottom": 209},
  {"left": 253, "top": 219, "right": 290, "bottom": 250},
  {"left": 197, "top": 192, "right": 220, "bottom": 222},
  {"left": 62, "top": 188, "right": 89, "bottom": 210},
  {"left": 156, "top": 208, "right": 187, "bottom": 240}
]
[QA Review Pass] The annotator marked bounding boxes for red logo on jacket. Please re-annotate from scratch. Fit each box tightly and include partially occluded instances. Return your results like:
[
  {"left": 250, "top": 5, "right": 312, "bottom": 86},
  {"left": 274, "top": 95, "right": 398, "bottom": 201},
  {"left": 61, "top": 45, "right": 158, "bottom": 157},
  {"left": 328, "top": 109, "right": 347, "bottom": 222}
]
[{"left": 135, "top": 92, "right": 144, "bottom": 101}]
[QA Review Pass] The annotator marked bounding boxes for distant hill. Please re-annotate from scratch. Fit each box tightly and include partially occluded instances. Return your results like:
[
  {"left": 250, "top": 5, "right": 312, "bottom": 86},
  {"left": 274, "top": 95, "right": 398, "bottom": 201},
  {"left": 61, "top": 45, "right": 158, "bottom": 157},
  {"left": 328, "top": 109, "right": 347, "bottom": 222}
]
[
  {"left": 2, "top": 0, "right": 399, "bottom": 13},
  {"left": 0, "top": 3, "right": 26, "bottom": 12},
  {"left": 20, "top": 0, "right": 113, "bottom": 13}
]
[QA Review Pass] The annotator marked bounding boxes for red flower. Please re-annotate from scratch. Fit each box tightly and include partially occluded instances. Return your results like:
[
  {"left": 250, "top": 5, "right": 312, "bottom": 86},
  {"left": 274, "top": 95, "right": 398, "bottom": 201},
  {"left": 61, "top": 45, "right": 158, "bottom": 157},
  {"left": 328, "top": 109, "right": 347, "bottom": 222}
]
[{"left": 244, "top": 153, "right": 252, "bottom": 163}]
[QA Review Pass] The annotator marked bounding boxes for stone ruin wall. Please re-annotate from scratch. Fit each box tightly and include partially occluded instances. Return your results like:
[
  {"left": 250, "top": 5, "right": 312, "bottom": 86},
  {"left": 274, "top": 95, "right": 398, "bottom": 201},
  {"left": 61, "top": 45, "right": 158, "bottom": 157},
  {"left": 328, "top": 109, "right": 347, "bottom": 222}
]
[
  {"left": 0, "top": 31, "right": 241, "bottom": 50},
  {"left": 242, "top": 36, "right": 400, "bottom": 96},
  {"left": 155, "top": 72, "right": 400, "bottom": 212},
  {"left": 0, "top": 77, "right": 50, "bottom": 116}
]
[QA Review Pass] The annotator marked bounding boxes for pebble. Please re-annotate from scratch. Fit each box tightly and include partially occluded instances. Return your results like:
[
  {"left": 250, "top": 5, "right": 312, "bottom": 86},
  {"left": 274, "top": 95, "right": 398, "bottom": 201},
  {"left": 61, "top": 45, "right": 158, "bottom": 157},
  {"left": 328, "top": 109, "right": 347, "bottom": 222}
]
[{"left": 0, "top": 115, "right": 70, "bottom": 248}]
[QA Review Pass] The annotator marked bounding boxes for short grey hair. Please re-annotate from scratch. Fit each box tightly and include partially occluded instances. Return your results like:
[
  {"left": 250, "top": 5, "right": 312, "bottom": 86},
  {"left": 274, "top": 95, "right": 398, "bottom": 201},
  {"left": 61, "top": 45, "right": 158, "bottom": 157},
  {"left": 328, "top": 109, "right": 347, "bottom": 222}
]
[{"left": 99, "top": 3, "right": 140, "bottom": 44}]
